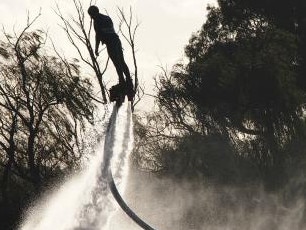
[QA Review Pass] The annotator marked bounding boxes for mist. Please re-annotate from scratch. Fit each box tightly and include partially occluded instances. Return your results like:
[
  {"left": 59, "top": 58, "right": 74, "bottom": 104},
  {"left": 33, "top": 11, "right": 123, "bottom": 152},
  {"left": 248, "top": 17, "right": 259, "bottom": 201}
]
[
  {"left": 109, "top": 166, "right": 306, "bottom": 230},
  {"left": 18, "top": 100, "right": 306, "bottom": 230}
]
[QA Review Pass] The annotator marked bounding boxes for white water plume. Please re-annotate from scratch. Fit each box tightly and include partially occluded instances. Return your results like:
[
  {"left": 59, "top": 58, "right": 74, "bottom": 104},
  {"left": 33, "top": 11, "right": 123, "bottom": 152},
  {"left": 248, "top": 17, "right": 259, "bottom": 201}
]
[{"left": 20, "top": 101, "right": 134, "bottom": 230}]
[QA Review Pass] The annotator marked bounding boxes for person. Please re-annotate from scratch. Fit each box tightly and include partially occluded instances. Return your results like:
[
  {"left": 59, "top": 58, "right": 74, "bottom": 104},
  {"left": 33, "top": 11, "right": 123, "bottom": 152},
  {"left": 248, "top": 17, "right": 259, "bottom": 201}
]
[{"left": 88, "top": 5, "right": 134, "bottom": 100}]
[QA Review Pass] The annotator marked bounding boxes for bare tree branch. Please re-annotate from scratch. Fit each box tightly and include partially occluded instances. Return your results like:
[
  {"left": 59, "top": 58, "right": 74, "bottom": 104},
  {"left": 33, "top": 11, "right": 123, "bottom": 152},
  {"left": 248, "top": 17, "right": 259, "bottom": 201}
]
[
  {"left": 55, "top": 0, "right": 110, "bottom": 103},
  {"left": 117, "top": 7, "right": 141, "bottom": 110}
]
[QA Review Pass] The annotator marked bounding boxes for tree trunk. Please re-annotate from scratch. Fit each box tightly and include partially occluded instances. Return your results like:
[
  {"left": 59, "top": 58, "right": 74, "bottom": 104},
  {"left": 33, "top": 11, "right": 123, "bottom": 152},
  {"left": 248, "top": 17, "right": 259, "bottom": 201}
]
[
  {"left": 1, "top": 155, "right": 14, "bottom": 205},
  {"left": 27, "top": 130, "right": 41, "bottom": 189}
]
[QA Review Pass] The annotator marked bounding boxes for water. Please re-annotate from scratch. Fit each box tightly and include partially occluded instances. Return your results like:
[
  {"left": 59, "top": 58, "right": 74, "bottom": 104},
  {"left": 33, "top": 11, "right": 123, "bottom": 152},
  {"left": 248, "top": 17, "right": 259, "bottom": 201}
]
[
  {"left": 19, "top": 99, "right": 306, "bottom": 230},
  {"left": 20, "top": 101, "right": 133, "bottom": 230}
]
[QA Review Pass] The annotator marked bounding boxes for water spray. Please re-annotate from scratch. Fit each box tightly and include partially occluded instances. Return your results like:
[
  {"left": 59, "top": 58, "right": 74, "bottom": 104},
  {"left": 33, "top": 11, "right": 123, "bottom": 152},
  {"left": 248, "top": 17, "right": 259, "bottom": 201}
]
[
  {"left": 103, "top": 102, "right": 156, "bottom": 230},
  {"left": 20, "top": 101, "right": 156, "bottom": 230}
]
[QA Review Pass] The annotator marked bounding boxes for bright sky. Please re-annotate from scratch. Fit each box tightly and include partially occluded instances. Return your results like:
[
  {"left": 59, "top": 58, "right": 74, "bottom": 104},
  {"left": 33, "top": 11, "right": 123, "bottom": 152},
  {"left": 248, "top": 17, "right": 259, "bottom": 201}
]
[{"left": 0, "top": 0, "right": 216, "bottom": 111}]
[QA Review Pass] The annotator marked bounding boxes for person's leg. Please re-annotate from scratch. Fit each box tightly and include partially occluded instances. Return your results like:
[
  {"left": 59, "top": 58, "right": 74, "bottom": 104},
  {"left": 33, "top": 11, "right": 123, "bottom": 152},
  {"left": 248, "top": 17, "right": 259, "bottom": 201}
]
[
  {"left": 107, "top": 39, "right": 135, "bottom": 100},
  {"left": 107, "top": 43, "right": 126, "bottom": 85},
  {"left": 116, "top": 48, "right": 135, "bottom": 99},
  {"left": 114, "top": 42, "right": 133, "bottom": 87},
  {"left": 122, "top": 60, "right": 133, "bottom": 87}
]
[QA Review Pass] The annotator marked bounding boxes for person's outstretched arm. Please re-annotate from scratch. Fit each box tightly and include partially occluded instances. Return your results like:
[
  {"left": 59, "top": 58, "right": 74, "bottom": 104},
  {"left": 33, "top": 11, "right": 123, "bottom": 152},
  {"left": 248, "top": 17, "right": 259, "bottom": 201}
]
[{"left": 95, "top": 33, "right": 100, "bottom": 56}]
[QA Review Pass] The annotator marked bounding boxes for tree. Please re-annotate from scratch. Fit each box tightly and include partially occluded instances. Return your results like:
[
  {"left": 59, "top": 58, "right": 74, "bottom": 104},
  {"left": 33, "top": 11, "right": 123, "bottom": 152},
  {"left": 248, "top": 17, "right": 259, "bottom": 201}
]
[
  {"left": 55, "top": 0, "right": 108, "bottom": 103},
  {"left": 0, "top": 14, "right": 95, "bottom": 195},
  {"left": 137, "top": 3, "right": 306, "bottom": 187},
  {"left": 56, "top": 0, "right": 143, "bottom": 109},
  {"left": 217, "top": 0, "right": 306, "bottom": 90}
]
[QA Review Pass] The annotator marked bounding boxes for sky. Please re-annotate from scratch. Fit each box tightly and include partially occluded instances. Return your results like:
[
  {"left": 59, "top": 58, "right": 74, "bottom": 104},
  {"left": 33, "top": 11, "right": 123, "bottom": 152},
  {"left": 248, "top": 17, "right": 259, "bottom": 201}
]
[{"left": 0, "top": 0, "right": 217, "bottom": 111}]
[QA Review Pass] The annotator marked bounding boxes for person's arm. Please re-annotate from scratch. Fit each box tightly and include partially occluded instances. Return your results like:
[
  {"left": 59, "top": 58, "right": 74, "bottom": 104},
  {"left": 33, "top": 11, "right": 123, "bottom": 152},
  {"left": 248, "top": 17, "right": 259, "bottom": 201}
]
[{"left": 95, "top": 33, "right": 100, "bottom": 56}]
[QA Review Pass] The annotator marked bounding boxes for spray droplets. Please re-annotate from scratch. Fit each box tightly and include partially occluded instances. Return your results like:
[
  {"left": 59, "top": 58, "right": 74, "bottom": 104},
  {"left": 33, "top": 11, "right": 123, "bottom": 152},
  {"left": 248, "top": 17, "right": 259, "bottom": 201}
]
[{"left": 20, "top": 102, "right": 133, "bottom": 230}]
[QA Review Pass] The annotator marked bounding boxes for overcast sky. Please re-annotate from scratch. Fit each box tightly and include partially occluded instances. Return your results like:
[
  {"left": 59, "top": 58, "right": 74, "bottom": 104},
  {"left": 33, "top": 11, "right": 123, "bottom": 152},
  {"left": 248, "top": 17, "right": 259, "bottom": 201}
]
[{"left": 0, "top": 0, "right": 216, "bottom": 111}]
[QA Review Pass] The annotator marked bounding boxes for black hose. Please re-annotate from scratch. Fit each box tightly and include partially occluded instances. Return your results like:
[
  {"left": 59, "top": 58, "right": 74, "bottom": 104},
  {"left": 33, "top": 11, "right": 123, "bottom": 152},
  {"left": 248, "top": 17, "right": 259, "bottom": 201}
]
[
  {"left": 108, "top": 170, "right": 156, "bottom": 230},
  {"left": 104, "top": 104, "right": 156, "bottom": 230}
]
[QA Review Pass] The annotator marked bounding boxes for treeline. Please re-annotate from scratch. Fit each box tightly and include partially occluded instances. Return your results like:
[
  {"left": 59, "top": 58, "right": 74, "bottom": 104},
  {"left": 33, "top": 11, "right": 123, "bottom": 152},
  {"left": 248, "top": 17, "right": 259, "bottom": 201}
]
[
  {"left": 0, "top": 20, "right": 98, "bottom": 229},
  {"left": 2, "top": 0, "right": 306, "bottom": 229},
  {"left": 0, "top": 2, "right": 140, "bottom": 228},
  {"left": 134, "top": 0, "right": 306, "bottom": 191}
]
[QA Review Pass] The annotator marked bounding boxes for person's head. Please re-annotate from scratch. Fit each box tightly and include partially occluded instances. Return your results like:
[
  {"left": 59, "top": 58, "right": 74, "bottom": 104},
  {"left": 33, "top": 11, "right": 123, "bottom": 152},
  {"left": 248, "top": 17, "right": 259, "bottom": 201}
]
[{"left": 88, "top": 5, "right": 99, "bottom": 18}]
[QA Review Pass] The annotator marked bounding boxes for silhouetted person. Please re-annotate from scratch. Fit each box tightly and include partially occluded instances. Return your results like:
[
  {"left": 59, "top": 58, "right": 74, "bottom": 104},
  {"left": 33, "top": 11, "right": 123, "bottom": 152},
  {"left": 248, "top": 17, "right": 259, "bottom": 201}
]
[{"left": 88, "top": 5, "right": 134, "bottom": 99}]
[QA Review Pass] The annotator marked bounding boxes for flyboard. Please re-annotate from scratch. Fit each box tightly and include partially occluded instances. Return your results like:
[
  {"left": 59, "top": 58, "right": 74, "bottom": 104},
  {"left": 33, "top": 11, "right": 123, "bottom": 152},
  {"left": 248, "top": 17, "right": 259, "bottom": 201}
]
[
  {"left": 103, "top": 85, "right": 156, "bottom": 230},
  {"left": 109, "top": 83, "right": 134, "bottom": 107}
]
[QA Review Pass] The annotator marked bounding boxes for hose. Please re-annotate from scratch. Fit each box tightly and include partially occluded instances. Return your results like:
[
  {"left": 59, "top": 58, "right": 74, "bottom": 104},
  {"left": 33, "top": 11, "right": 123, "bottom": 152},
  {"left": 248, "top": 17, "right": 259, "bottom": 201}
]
[{"left": 103, "top": 103, "right": 156, "bottom": 230}]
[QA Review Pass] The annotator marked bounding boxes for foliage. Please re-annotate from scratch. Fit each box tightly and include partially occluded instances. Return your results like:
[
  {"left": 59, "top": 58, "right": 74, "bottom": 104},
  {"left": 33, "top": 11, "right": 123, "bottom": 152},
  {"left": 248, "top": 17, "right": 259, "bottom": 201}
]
[
  {"left": 217, "top": 0, "right": 306, "bottom": 90},
  {"left": 0, "top": 3, "right": 143, "bottom": 228},
  {"left": 135, "top": 2, "right": 306, "bottom": 189},
  {"left": 0, "top": 23, "right": 96, "bottom": 228}
]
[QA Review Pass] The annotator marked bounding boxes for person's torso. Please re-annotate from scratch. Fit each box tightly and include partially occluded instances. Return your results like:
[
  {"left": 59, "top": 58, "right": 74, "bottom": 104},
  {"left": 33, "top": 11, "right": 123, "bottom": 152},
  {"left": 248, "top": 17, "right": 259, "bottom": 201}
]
[{"left": 94, "top": 14, "right": 118, "bottom": 43}]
